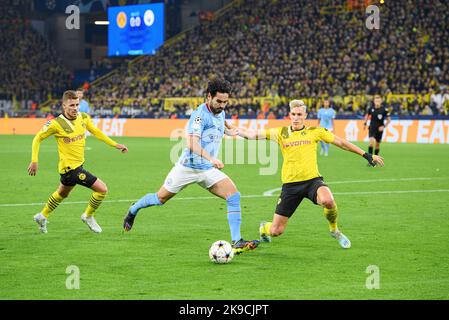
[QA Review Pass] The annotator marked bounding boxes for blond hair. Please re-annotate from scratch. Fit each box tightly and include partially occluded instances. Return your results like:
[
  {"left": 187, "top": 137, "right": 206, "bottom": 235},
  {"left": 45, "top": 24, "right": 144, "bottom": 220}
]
[{"left": 289, "top": 99, "right": 307, "bottom": 111}]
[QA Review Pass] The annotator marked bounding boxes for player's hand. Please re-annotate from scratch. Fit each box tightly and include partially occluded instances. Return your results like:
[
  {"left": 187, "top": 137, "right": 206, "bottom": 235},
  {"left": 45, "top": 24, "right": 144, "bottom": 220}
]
[
  {"left": 373, "top": 155, "right": 385, "bottom": 167},
  {"left": 225, "top": 127, "right": 239, "bottom": 136},
  {"left": 362, "top": 152, "right": 376, "bottom": 167},
  {"left": 28, "top": 162, "right": 38, "bottom": 176},
  {"left": 378, "top": 126, "right": 385, "bottom": 132},
  {"left": 116, "top": 144, "right": 128, "bottom": 153},
  {"left": 210, "top": 158, "right": 224, "bottom": 169}
]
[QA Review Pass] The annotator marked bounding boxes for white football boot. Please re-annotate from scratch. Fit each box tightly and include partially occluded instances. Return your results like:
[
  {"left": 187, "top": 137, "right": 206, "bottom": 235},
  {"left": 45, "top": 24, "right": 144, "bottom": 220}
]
[
  {"left": 81, "top": 213, "right": 102, "bottom": 233},
  {"left": 330, "top": 230, "right": 351, "bottom": 249},
  {"left": 33, "top": 213, "right": 48, "bottom": 234}
]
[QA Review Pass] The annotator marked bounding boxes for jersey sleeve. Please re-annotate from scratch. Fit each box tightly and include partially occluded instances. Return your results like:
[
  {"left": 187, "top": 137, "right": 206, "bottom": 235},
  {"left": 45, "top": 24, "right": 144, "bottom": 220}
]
[
  {"left": 317, "top": 109, "right": 322, "bottom": 119},
  {"left": 186, "top": 110, "right": 205, "bottom": 137},
  {"left": 263, "top": 127, "right": 281, "bottom": 143},
  {"left": 31, "top": 120, "right": 57, "bottom": 162},
  {"left": 84, "top": 113, "right": 117, "bottom": 147},
  {"left": 317, "top": 127, "right": 335, "bottom": 143}
]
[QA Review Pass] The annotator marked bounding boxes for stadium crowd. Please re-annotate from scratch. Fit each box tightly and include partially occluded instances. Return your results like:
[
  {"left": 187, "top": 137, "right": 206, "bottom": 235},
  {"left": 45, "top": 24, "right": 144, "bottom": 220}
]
[
  {"left": 1, "top": 0, "right": 448, "bottom": 119},
  {"left": 83, "top": 0, "right": 448, "bottom": 118},
  {"left": 0, "top": 2, "right": 73, "bottom": 103}
]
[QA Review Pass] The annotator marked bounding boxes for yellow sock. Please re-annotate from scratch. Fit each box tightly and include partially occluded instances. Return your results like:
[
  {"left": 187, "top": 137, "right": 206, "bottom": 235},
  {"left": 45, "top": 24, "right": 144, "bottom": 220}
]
[
  {"left": 85, "top": 192, "right": 107, "bottom": 216},
  {"left": 324, "top": 206, "right": 338, "bottom": 232},
  {"left": 262, "top": 222, "right": 273, "bottom": 235},
  {"left": 41, "top": 192, "right": 64, "bottom": 218}
]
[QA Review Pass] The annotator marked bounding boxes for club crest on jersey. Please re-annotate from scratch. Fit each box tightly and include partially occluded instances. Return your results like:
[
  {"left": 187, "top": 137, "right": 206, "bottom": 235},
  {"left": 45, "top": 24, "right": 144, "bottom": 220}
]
[
  {"left": 194, "top": 116, "right": 202, "bottom": 124},
  {"left": 301, "top": 131, "right": 307, "bottom": 136},
  {"left": 192, "top": 116, "right": 202, "bottom": 130}
]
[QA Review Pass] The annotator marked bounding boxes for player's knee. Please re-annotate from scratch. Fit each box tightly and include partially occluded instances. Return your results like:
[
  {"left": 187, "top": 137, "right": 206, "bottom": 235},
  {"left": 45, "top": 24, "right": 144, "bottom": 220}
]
[
  {"left": 321, "top": 199, "right": 335, "bottom": 209},
  {"left": 98, "top": 184, "right": 108, "bottom": 194},
  {"left": 58, "top": 191, "right": 69, "bottom": 198}
]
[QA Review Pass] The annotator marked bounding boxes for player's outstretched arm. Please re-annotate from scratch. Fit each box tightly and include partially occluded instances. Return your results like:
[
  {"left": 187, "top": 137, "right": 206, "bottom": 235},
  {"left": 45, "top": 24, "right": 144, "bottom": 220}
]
[
  {"left": 331, "top": 135, "right": 384, "bottom": 167},
  {"left": 224, "top": 121, "right": 239, "bottom": 136},
  {"left": 85, "top": 114, "right": 128, "bottom": 152},
  {"left": 237, "top": 127, "right": 265, "bottom": 140}
]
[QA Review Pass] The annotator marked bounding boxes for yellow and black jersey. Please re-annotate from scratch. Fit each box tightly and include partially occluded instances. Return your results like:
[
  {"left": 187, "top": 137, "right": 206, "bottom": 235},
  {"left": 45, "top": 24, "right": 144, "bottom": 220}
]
[
  {"left": 31, "top": 112, "right": 117, "bottom": 173},
  {"left": 264, "top": 126, "right": 335, "bottom": 183}
]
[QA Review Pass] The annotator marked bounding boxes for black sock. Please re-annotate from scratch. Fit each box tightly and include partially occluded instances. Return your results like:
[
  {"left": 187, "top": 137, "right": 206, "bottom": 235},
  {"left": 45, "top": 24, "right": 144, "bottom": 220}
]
[
  {"left": 375, "top": 149, "right": 380, "bottom": 155},
  {"left": 368, "top": 146, "right": 373, "bottom": 154}
]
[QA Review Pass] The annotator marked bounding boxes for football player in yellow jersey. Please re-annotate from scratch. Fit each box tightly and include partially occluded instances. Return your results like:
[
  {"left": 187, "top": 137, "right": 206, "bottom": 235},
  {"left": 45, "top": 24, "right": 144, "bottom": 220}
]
[
  {"left": 236, "top": 100, "right": 384, "bottom": 249},
  {"left": 27, "top": 90, "right": 128, "bottom": 234}
]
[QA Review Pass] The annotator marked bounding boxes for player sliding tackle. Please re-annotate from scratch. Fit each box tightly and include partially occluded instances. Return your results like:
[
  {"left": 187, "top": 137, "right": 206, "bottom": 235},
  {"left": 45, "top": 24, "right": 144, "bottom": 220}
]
[
  {"left": 235, "top": 100, "right": 384, "bottom": 249},
  {"left": 123, "top": 78, "right": 259, "bottom": 254}
]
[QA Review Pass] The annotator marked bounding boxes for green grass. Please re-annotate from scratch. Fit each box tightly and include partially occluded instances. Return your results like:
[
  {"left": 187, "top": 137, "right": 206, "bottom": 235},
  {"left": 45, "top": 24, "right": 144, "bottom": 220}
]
[{"left": 0, "top": 135, "right": 448, "bottom": 299}]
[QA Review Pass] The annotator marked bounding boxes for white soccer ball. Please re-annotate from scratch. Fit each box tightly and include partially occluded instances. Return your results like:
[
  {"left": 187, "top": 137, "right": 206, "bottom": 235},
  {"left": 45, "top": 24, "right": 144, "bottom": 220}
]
[{"left": 209, "top": 240, "right": 234, "bottom": 264}]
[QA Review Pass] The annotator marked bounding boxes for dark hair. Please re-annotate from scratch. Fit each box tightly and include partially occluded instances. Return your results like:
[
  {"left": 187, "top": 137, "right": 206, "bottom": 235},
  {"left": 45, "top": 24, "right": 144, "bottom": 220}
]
[{"left": 207, "top": 77, "right": 232, "bottom": 97}]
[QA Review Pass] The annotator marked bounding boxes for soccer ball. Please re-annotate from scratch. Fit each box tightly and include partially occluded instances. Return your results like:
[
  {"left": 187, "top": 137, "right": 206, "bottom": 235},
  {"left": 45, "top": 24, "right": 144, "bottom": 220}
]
[{"left": 209, "top": 240, "right": 234, "bottom": 264}]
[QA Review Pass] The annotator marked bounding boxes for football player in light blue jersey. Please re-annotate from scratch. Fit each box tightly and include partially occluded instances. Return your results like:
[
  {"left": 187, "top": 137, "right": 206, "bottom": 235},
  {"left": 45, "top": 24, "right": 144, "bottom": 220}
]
[
  {"left": 317, "top": 98, "right": 336, "bottom": 156},
  {"left": 76, "top": 90, "right": 91, "bottom": 114},
  {"left": 123, "top": 78, "right": 259, "bottom": 254},
  {"left": 178, "top": 101, "right": 225, "bottom": 170}
]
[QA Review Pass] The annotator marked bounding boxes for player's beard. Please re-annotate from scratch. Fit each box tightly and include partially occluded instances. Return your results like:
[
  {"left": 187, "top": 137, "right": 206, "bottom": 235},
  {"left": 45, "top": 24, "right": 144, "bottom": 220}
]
[{"left": 210, "top": 104, "right": 224, "bottom": 115}]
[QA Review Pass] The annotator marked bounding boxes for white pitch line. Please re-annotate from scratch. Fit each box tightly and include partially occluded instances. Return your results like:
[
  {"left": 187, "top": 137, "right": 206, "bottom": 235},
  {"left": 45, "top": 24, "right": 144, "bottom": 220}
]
[
  {"left": 262, "top": 177, "right": 449, "bottom": 196},
  {"left": 1, "top": 189, "right": 449, "bottom": 208}
]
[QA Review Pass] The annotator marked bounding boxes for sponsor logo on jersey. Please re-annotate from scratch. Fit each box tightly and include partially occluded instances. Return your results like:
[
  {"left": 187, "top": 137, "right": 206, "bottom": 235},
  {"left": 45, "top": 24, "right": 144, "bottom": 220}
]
[
  {"left": 63, "top": 135, "right": 84, "bottom": 144},
  {"left": 283, "top": 140, "right": 312, "bottom": 148}
]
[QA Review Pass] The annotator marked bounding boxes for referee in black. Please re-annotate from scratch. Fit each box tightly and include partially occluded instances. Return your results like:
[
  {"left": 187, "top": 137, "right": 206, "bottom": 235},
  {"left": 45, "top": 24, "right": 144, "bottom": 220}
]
[{"left": 364, "top": 95, "right": 391, "bottom": 155}]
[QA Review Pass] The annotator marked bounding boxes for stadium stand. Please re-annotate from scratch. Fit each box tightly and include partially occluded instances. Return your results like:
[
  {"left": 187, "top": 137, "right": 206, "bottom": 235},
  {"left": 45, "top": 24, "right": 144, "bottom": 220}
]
[
  {"left": 0, "top": 1, "right": 73, "bottom": 103},
  {"left": 84, "top": 0, "right": 449, "bottom": 118},
  {"left": 1, "top": 0, "right": 448, "bottom": 118}
]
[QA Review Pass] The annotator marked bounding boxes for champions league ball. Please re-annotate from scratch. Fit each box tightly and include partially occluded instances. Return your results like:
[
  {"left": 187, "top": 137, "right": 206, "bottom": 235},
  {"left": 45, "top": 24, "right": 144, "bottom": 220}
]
[{"left": 209, "top": 240, "right": 234, "bottom": 264}]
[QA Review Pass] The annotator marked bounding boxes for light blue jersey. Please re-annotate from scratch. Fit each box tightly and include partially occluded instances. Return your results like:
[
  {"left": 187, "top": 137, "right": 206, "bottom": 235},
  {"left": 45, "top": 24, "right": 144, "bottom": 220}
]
[
  {"left": 317, "top": 107, "right": 336, "bottom": 129},
  {"left": 179, "top": 103, "right": 225, "bottom": 170},
  {"left": 79, "top": 99, "right": 90, "bottom": 113}
]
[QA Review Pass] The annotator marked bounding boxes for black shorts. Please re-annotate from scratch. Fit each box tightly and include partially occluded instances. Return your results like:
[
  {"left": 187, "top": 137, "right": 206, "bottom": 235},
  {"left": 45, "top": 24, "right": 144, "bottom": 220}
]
[
  {"left": 275, "top": 177, "right": 328, "bottom": 218},
  {"left": 369, "top": 126, "right": 384, "bottom": 143},
  {"left": 60, "top": 165, "right": 97, "bottom": 188}
]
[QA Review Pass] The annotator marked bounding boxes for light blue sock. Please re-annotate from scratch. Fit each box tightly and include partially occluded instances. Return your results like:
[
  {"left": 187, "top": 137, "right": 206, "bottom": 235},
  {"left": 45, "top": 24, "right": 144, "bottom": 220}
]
[
  {"left": 227, "top": 192, "right": 242, "bottom": 242},
  {"left": 325, "top": 143, "right": 330, "bottom": 154},
  {"left": 130, "top": 193, "right": 162, "bottom": 216}
]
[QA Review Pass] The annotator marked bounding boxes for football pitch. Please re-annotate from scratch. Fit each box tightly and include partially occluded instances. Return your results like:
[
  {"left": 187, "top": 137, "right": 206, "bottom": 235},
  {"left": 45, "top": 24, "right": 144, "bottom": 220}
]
[{"left": 0, "top": 135, "right": 448, "bottom": 300}]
